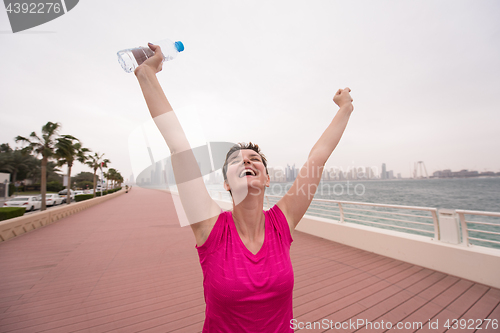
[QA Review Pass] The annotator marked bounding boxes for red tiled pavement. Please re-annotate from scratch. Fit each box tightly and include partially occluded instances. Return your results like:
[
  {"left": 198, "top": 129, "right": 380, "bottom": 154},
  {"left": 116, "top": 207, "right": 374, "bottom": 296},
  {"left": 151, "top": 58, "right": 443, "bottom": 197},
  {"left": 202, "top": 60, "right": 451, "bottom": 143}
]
[{"left": 0, "top": 187, "right": 499, "bottom": 333}]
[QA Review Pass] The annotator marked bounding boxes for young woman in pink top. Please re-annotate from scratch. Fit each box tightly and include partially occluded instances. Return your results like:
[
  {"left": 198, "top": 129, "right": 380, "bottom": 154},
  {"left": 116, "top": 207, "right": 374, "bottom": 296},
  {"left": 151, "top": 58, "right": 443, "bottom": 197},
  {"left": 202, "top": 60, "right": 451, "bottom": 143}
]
[{"left": 135, "top": 43, "right": 354, "bottom": 332}]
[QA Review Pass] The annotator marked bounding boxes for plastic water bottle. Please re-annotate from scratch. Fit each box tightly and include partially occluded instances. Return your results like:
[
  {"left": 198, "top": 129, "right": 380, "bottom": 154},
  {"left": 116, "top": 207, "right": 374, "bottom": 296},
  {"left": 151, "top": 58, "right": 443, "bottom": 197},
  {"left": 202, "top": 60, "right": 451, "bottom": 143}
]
[{"left": 117, "top": 39, "right": 184, "bottom": 73}]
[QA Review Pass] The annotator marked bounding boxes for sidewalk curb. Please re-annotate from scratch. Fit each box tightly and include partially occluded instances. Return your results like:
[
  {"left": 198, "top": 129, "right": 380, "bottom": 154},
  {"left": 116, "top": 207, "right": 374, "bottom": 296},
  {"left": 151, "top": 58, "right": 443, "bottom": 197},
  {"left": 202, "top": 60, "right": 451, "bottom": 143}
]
[{"left": 0, "top": 190, "right": 126, "bottom": 243}]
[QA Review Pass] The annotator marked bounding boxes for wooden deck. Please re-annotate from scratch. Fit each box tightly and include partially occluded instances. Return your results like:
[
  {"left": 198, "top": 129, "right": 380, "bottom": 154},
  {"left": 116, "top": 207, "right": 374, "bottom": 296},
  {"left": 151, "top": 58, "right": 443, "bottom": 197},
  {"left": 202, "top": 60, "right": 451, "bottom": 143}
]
[{"left": 0, "top": 187, "right": 498, "bottom": 332}]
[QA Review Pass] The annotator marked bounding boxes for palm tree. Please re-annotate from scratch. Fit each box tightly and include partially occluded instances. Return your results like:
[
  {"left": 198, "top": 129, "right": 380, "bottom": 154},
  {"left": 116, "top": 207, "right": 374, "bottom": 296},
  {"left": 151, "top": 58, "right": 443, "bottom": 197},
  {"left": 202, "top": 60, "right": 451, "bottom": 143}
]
[
  {"left": 103, "top": 171, "right": 110, "bottom": 191},
  {"left": 109, "top": 170, "right": 123, "bottom": 188},
  {"left": 86, "top": 152, "right": 110, "bottom": 197},
  {"left": 107, "top": 168, "right": 118, "bottom": 189},
  {"left": 15, "top": 122, "right": 61, "bottom": 211},
  {"left": 116, "top": 173, "right": 124, "bottom": 187},
  {"left": 55, "top": 136, "right": 90, "bottom": 204}
]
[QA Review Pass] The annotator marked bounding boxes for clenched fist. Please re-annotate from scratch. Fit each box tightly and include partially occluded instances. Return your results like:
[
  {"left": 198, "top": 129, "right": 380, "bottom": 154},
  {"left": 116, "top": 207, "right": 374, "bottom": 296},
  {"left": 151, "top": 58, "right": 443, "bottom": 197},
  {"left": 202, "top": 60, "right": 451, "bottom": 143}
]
[{"left": 333, "top": 87, "right": 354, "bottom": 112}]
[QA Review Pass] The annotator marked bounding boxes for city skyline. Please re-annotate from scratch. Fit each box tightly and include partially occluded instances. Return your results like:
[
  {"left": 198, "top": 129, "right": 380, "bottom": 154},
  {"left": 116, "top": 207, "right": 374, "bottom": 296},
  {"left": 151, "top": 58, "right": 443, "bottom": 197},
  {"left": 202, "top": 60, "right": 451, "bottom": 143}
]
[
  {"left": 200, "top": 162, "right": 499, "bottom": 186},
  {"left": 132, "top": 155, "right": 500, "bottom": 187}
]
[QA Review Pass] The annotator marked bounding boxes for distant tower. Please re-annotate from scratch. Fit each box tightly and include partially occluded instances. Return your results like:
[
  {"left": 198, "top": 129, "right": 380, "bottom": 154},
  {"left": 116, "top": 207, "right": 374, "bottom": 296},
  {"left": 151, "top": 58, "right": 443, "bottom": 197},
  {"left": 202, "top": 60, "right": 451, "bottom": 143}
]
[
  {"left": 381, "top": 163, "right": 387, "bottom": 179},
  {"left": 414, "top": 161, "right": 429, "bottom": 179}
]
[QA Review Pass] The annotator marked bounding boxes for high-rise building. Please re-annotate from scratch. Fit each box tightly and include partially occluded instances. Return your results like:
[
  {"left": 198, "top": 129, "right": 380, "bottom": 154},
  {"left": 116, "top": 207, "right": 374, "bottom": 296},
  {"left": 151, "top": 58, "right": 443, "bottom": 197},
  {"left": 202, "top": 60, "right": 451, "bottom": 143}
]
[
  {"left": 357, "top": 167, "right": 365, "bottom": 179},
  {"left": 268, "top": 167, "right": 275, "bottom": 182},
  {"left": 268, "top": 167, "right": 286, "bottom": 183},
  {"left": 349, "top": 168, "right": 357, "bottom": 180},
  {"left": 323, "top": 167, "right": 334, "bottom": 181},
  {"left": 381, "top": 163, "right": 387, "bottom": 179},
  {"left": 286, "top": 164, "right": 298, "bottom": 182},
  {"left": 365, "top": 167, "right": 374, "bottom": 179}
]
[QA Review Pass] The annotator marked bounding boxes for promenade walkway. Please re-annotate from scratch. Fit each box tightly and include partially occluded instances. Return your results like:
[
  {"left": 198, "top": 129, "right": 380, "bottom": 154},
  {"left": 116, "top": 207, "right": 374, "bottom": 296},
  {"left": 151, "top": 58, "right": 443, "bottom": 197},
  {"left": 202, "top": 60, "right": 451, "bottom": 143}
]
[{"left": 0, "top": 187, "right": 498, "bottom": 332}]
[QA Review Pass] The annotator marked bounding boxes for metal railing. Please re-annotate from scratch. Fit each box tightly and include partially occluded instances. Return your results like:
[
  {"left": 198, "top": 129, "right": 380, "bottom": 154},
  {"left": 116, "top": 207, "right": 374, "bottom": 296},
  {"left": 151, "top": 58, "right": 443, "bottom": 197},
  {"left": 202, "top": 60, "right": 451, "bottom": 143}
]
[
  {"left": 209, "top": 190, "right": 439, "bottom": 239},
  {"left": 456, "top": 210, "right": 500, "bottom": 247},
  {"left": 207, "top": 190, "right": 500, "bottom": 249},
  {"left": 267, "top": 194, "right": 439, "bottom": 238},
  {"left": 210, "top": 190, "right": 500, "bottom": 248}
]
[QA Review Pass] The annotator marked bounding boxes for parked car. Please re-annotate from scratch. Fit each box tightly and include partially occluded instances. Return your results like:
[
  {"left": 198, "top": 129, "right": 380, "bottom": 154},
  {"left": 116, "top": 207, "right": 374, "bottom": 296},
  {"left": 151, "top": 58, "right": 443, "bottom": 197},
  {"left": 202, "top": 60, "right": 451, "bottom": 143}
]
[
  {"left": 74, "top": 190, "right": 85, "bottom": 196},
  {"left": 58, "top": 189, "right": 75, "bottom": 203},
  {"left": 3, "top": 196, "right": 41, "bottom": 212},
  {"left": 40, "top": 194, "right": 64, "bottom": 207}
]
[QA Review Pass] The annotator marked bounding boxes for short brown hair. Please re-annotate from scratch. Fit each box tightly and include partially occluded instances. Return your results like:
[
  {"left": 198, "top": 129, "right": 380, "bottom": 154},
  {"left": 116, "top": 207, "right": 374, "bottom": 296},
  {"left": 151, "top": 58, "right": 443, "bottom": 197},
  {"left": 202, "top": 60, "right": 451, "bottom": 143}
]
[{"left": 222, "top": 142, "right": 268, "bottom": 184}]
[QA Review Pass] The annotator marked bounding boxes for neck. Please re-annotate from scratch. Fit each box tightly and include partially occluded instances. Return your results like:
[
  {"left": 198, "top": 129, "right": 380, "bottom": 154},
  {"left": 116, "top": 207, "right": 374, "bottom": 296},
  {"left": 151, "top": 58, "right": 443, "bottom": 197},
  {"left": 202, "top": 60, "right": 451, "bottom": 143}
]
[{"left": 232, "top": 191, "right": 265, "bottom": 241}]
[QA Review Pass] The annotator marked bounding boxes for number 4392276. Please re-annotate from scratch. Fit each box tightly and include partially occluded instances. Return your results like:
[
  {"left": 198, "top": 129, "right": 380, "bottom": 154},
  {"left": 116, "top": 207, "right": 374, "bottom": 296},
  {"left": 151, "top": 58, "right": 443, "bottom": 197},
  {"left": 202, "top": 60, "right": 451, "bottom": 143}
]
[
  {"left": 6, "top": 3, "right": 62, "bottom": 14},
  {"left": 444, "top": 318, "right": 498, "bottom": 330}
]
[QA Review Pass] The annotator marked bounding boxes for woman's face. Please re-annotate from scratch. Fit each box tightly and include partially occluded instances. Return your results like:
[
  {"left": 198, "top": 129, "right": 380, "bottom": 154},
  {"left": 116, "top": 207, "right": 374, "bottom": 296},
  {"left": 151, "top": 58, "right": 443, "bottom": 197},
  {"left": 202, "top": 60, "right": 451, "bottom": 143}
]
[{"left": 224, "top": 149, "right": 270, "bottom": 196}]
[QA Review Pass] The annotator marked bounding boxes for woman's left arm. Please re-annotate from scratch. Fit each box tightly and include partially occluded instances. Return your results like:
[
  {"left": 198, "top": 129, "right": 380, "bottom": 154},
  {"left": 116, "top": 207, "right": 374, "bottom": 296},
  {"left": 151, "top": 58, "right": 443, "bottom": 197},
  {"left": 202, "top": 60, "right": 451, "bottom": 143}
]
[{"left": 277, "top": 88, "right": 354, "bottom": 233}]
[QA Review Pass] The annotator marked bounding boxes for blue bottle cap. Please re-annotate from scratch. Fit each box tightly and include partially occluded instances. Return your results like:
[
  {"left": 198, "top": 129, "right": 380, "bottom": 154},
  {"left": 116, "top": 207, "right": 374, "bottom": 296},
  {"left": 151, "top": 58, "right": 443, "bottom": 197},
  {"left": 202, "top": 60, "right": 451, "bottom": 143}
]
[{"left": 175, "top": 41, "right": 184, "bottom": 52}]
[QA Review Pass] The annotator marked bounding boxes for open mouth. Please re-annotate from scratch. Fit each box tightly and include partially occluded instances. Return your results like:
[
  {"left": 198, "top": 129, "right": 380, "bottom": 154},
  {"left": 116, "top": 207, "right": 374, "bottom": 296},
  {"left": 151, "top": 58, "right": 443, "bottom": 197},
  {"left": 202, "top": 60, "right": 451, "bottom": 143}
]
[{"left": 239, "top": 169, "right": 256, "bottom": 178}]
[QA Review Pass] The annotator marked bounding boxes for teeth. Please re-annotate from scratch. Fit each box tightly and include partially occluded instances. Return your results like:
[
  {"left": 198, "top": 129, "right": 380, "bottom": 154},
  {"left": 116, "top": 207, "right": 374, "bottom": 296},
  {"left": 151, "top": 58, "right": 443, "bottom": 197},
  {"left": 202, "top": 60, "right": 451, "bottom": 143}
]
[{"left": 239, "top": 169, "right": 256, "bottom": 177}]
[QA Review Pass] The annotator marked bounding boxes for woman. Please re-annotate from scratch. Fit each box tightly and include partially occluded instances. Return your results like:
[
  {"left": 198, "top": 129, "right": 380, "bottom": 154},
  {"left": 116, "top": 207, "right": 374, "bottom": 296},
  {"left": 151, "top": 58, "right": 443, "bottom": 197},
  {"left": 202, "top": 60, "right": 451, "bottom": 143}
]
[{"left": 135, "top": 43, "right": 354, "bottom": 332}]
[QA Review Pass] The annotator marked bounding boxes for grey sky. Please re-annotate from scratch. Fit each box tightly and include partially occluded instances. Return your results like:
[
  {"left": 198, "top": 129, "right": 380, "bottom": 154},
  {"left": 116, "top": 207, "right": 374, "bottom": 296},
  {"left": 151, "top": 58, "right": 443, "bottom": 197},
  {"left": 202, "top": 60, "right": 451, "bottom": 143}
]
[{"left": 1, "top": 0, "right": 499, "bottom": 181}]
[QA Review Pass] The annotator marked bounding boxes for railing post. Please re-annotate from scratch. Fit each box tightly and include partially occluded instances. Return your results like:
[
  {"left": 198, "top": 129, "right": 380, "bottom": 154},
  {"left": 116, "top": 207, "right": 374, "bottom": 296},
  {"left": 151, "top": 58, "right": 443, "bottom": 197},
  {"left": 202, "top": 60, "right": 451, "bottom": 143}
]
[
  {"left": 437, "top": 209, "right": 460, "bottom": 244},
  {"left": 337, "top": 202, "right": 344, "bottom": 223},
  {"left": 431, "top": 209, "right": 440, "bottom": 240},
  {"left": 457, "top": 212, "right": 470, "bottom": 246}
]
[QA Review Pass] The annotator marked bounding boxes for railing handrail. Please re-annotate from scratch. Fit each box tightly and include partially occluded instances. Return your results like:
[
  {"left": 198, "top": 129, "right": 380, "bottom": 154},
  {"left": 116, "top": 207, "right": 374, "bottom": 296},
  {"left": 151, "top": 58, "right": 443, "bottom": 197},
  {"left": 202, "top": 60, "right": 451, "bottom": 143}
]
[
  {"left": 456, "top": 210, "right": 500, "bottom": 247},
  {"left": 455, "top": 209, "right": 500, "bottom": 218},
  {"left": 263, "top": 194, "right": 438, "bottom": 212}
]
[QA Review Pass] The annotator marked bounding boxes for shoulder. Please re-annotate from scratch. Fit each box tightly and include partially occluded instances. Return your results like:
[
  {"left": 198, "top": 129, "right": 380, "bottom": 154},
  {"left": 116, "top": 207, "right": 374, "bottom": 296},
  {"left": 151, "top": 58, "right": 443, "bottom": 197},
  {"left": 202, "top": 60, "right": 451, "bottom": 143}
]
[
  {"left": 266, "top": 204, "right": 287, "bottom": 222},
  {"left": 275, "top": 201, "right": 295, "bottom": 236},
  {"left": 193, "top": 210, "right": 229, "bottom": 249},
  {"left": 266, "top": 205, "right": 293, "bottom": 244}
]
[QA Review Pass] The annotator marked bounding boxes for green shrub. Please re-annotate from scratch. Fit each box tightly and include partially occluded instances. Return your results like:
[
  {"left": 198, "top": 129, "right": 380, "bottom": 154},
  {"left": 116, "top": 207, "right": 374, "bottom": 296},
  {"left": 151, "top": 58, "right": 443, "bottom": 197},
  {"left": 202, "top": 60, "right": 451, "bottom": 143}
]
[
  {"left": 47, "top": 181, "right": 64, "bottom": 192},
  {"left": 106, "top": 187, "right": 122, "bottom": 194},
  {"left": 75, "top": 194, "right": 93, "bottom": 202},
  {"left": 108, "top": 187, "right": 122, "bottom": 194},
  {"left": 0, "top": 207, "right": 26, "bottom": 221}
]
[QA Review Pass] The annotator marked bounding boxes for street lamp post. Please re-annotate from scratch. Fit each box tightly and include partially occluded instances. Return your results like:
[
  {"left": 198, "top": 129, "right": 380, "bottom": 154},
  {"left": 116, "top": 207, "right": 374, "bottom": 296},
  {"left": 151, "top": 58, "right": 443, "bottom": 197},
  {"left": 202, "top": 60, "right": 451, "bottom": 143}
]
[{"left": 3, "top": 179, "right": 8, "bottom": 199}]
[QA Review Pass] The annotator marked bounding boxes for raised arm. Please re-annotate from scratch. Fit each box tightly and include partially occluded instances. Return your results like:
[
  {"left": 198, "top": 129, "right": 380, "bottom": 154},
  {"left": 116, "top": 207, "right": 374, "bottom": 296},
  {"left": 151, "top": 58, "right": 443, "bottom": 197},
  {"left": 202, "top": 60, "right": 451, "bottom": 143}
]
[
  {"left": 277, "top": 88, "right": 354, "bottom": 233},
  {"left": 135, "top": 44, "right": 220, "bottom": 245}
]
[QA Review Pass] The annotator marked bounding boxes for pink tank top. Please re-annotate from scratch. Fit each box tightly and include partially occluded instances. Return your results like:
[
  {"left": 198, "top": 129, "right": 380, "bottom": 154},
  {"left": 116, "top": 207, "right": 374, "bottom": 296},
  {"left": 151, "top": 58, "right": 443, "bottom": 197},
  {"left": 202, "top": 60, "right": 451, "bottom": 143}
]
[{"left": 196, "top": 204, "right": 294, "bottom": 332}]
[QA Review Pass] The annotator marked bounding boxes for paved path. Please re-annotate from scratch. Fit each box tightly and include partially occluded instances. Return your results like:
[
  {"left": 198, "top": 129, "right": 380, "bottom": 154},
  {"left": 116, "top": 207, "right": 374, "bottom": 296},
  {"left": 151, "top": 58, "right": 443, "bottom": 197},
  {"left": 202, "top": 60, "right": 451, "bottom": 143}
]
[{"left": 0, "top": 187, "right": 499, "bottom": 332}]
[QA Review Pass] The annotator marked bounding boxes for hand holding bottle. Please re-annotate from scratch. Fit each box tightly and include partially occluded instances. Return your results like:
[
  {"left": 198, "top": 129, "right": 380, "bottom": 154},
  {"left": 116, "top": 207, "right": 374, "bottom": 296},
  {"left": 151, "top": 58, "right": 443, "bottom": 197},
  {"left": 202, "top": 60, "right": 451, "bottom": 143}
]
[
  {"left": 135, "top": 43, "right": 164, "bottom": 75},
  {"left": 117, "top": 39, "right": 184, "bottom": 73}
]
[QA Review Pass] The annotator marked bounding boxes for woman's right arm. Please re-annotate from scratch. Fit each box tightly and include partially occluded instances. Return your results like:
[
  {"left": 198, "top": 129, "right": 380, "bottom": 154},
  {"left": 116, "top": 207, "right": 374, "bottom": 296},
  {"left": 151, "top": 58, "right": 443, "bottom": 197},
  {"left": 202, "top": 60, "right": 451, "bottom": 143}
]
[{"left": 135, "top": 44, "right": 220, "bottom": 245}]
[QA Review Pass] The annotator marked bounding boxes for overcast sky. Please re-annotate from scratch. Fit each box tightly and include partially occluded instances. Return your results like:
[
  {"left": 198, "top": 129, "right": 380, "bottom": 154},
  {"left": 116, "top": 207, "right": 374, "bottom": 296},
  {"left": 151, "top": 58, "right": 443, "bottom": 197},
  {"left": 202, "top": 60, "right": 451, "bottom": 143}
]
[{"left": 1, "top": 0, "right": 499, "bottom": 181}]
